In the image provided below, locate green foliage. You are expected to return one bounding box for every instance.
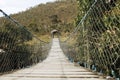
[61,0,120,77]
[0,18,49,73]
[0,0,78,73]
[10,0,78,38]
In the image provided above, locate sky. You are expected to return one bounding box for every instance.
[0,0,56,16]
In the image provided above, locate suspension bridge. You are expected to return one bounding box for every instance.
[0,0,120,80]
[0,38,105,80]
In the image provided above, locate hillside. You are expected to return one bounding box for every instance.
[9,0,78,41]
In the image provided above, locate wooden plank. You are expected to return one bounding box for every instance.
[0,38,105,80]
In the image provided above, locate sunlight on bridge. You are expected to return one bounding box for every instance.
[0,38,105,80]
[0,0,120,80]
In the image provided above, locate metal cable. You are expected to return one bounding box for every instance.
[60,0,120,78]
[0,10,51,74]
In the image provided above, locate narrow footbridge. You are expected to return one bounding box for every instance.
[0,0,120,79]
[0,38,105,80]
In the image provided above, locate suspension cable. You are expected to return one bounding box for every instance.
[0,9,48,43]
[63,0,98,42]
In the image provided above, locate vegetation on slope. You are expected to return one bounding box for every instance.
[62,0,120,77]
[10,0,78,41]
[0,0,78,73]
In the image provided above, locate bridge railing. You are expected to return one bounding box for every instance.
[0,10,51,74]
[60,0,120,79]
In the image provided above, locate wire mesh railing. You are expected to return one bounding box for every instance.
[60,0,120,79]
[0,10,51,74]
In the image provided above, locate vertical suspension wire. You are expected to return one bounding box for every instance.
[0,10,51,74]
[60,0,120,78]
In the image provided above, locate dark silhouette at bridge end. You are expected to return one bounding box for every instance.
[51,29,60,38]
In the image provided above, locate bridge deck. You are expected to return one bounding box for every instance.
[0,38,105,80]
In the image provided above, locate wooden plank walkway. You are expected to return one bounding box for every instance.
[0,38,105,80]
